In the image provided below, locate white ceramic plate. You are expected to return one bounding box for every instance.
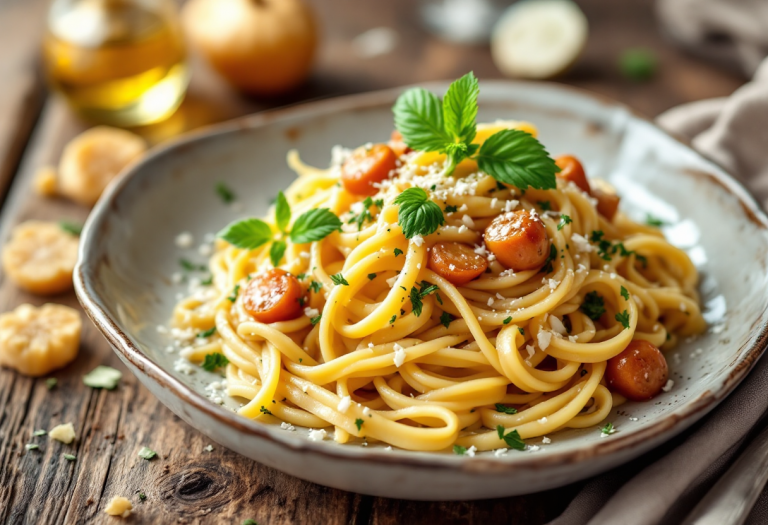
[75,81,768,500]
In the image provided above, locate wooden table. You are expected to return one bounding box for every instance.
[0,1,744,523]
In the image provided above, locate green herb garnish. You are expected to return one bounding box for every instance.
[59,221,83,236]
[355,418,364,432]
[138,446,157,460]
[503,317,512,325]
[557,215,572,230]
[218,192,341,262]
[601,422,615,435]
[198,327,217,338]
[216,182,236,204]
[615,310,630,329]
[227,285,240,303]
[620,286,629,300]
[453,445,467,455]
[83,366,122,390]
[444,205,458,214]
[538,201,551,211]
[260,406,273,416]
[180,259,206,272]
[393,72,558,189]
[394,248,403,257]
[45,378,57,390]
[330,273,349,286]
[496,425,526,450]
[646,214,666,227]
[495,404,518,415]
[367,273,377,280]
[63,453,76,461]
[439,311,453,329]
[394,187,445,239]
[201,353,229,372]
[310,315,322,326]
[580,291,605,321]
[619,48,657,81]
[309,280,322,293]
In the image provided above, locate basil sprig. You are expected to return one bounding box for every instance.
[218,191,341,266]
[393,71,558,188]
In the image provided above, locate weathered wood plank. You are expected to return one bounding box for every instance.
[0,0,48,205]
[0,0,747,524]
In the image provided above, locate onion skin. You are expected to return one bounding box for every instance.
[182,0,317,96]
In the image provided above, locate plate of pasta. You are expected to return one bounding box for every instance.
[75,75,768,500]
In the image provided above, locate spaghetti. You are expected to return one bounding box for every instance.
[171,118,705,453]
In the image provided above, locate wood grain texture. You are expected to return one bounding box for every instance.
[0,0,746,523]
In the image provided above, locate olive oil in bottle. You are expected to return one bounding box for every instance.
[43,0,189,127]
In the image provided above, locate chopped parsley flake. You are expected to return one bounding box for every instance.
[580,291,606,321]
[615,310,630,329]
[201,353,229,372]
[368,273,377,280]
[541,244,558,273]
[496,425,526,450]
[179,259,206,272]
[82,366,122,390]
[538,200,551,211]
[59,221,83,236]
[330,273,349,286]
[557,215,572,230]
[503,317,512,325]
[139,492,147,501]
[260,406,273,416]
[309,280,322,293]
[620,286,629,300]
[25,443,39,451]
[310,315,322,326]
[389,315,397,324]
[63,454,76,461]
[409,287,424,317]
[349,197,378,231]
[216,182,236,203]
[227,284,240,302]
[394,248,403,257]
[646,214,666,227]
[601,422,615,435]
[355,418,364,432]
[518,327,525,336]
[444,205,458,214]
[197,327,216,338]
[453,444,467,455]
[440,311,453,328]
[495,403,518,414]
[138,447,157,460]
[33,429,47,437]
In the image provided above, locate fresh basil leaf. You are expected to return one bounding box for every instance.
[218,218,273,250]
[270,240,286,267]
[443,71,479,144]
[290,208,341,244]
[476,129,558,190]
[275,191,291,233]
[393,87,452,152]
[394,187,445,239]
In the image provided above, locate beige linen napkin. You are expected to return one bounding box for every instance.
[657,0,768,76]
[547,56,768,525]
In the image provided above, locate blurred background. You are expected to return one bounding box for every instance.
[0,0,750,151]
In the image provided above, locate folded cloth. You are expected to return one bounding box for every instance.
[657,0,768,76]
[548,56,768,525]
